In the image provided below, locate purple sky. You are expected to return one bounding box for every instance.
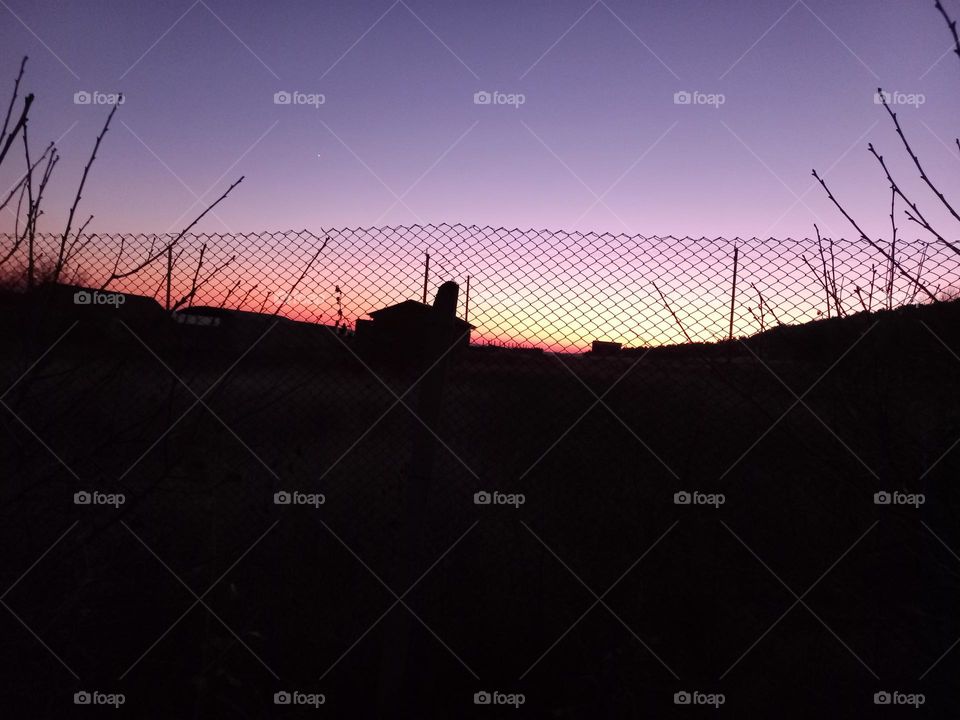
[2,0,959,240]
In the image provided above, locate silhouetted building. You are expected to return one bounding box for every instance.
[31,283,165,322]
[355,299,474,361]
[591,340,622,355]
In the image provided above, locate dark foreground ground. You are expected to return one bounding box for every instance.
[1,293,958,718]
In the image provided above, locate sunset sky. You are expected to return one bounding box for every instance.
[2,0,959,349]
[1,0,958,240]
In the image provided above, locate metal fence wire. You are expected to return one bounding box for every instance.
[4,226,958,348]
[1,226,959,715]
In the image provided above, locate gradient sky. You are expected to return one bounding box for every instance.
[2,0,959,242]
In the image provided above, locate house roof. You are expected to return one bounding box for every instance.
[367,300,475,329]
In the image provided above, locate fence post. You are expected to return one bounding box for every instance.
[728,244,739,341]
[165,245,172,311]
[376,281,460,712]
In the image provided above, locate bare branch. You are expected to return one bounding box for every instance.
[0,92,33,169]
[63,215,95,266]
[750,282,783,326]
[854,285,868,313]
[802,253,831,315]
[812,168,938,302]
[877,88,960,225]
[185,243,205,309]
[652,281,692,344]
[934,0,960,67]
[54,102,119,282]
[908,242,930,305]
[104,176,244,285]
[814,225,840,316]
[868,142,960,257]
[109,234,126,283]
[0,56,27,146]
[219,278,242,308]
[172,252,237,310]
[237,283,258,310]
[272,238,329,317]
[0,140,52,215]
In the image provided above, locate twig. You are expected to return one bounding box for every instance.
[907,243,930,305]
[110,235,126,284]
[273,238,328,317]
[237,283,258,310]
[54,102,119,281]
[0,56,27,147]
[877,88,960,226]
[750,282,782,326]
[63,215,95,266]
[21,123,35,288]
[802,254,830,316]
[0,93,32,170]
[219,279,242,308]
[934,0,960,67]
[652,281,692,344]
[814,226,843,317]
[812,169,938,302]
[184,243,205,309]
[814,227,834,316]
[103,176,244,285]
[854,286,868,313]
[753,283,765,332]
[868,142,960,257]
[829,236,841,316]
[172,252,236,310]
[0,140,52,215]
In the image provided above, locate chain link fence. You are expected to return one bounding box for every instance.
[6,228,960,346]
[2,226,959,715]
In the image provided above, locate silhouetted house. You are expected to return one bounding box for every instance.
[355,300,474,360]
[172,306,341,358]
[591,340,622,356]
[31,283,165,322]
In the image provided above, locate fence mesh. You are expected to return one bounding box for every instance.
[5,226,958,349]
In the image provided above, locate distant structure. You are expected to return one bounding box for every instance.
[591,340,622,356]
[356,299,474,359]
[30,283,163,322]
